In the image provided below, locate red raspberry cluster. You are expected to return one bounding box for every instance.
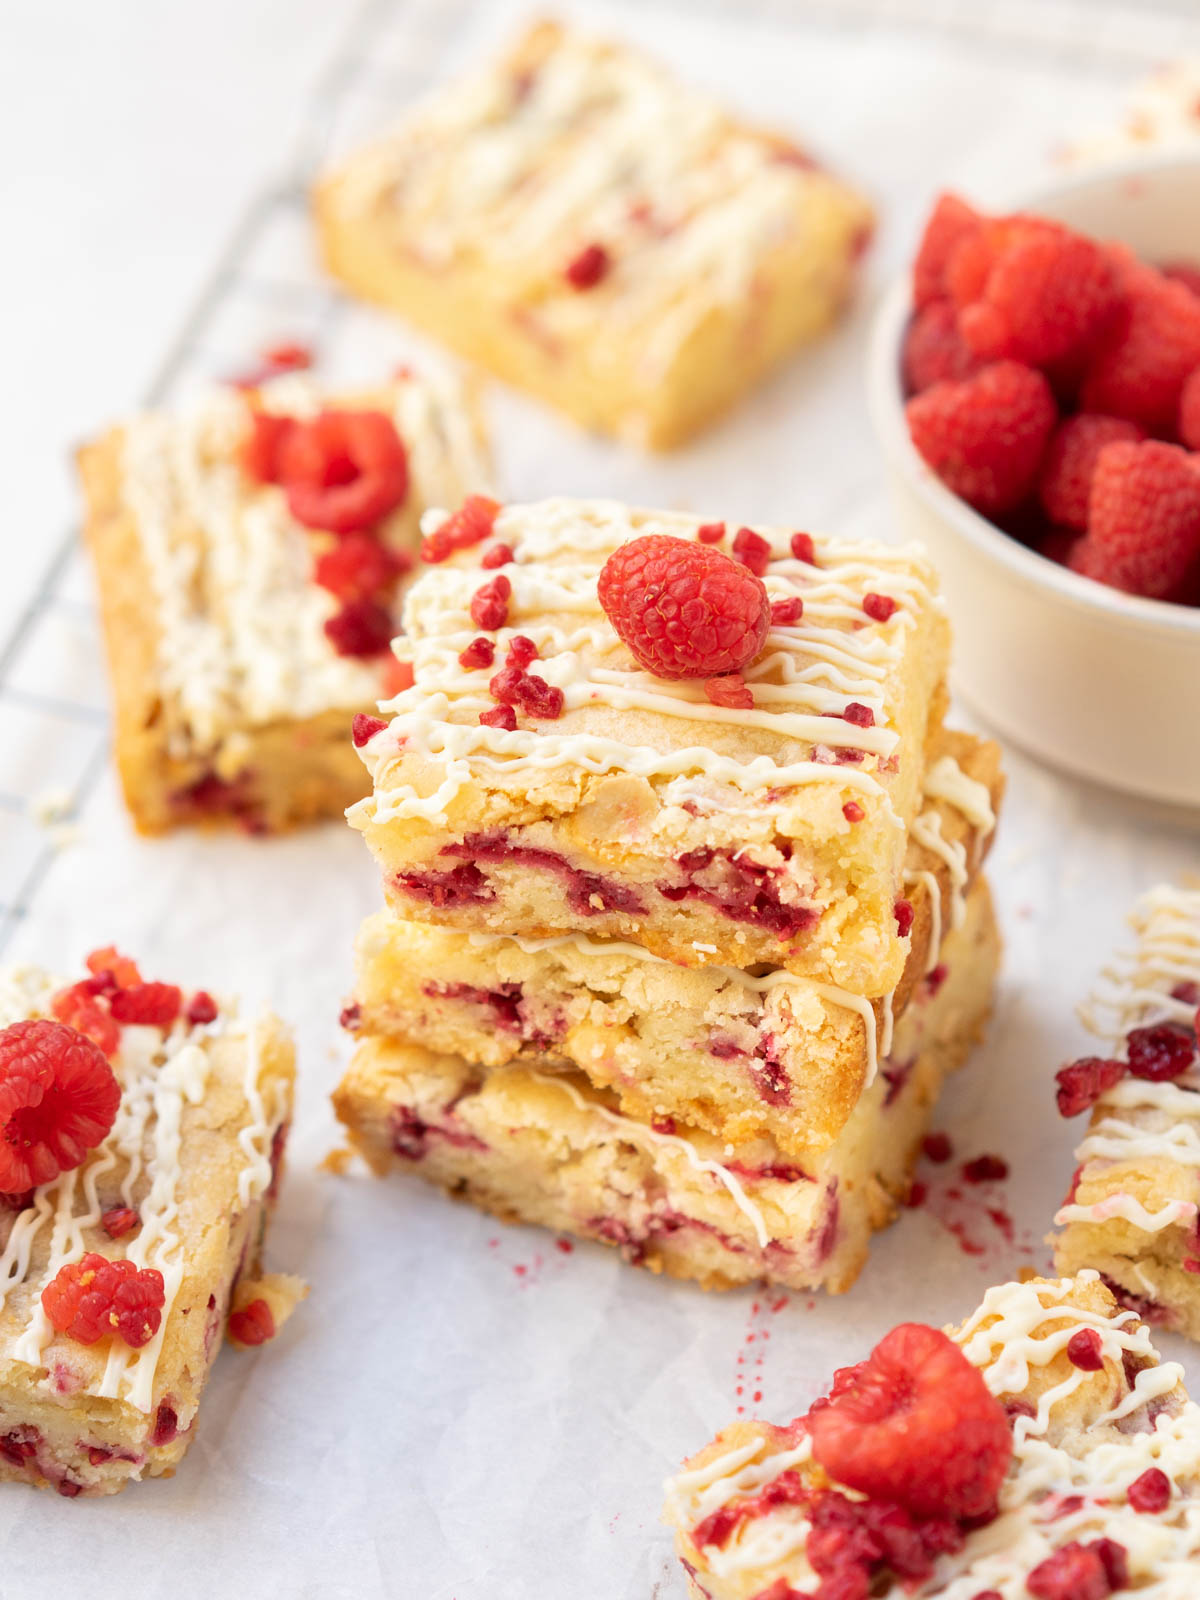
[905,193,1200,604]
[1055,1018,1197,1117]
[241,401,414,658]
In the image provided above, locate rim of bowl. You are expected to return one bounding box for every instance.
[867,150,1200,640]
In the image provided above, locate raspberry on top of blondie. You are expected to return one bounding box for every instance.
[665,1270,1199,1598]
[1054,884,1200,1340]
[350,497,950,995]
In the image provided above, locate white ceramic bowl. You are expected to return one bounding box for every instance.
[868,153,1200,810]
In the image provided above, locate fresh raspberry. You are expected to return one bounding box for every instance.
[380,657,414,696]
[842,802,864,823]
[241,411,296,485]
[41,1252,165,1349]
[731,527,772,577]
[109,983,182,1028]
[912,193,983,309]
[922,1132,953,1163]
[705,675,753,710]
[479,705,517,732]
[906,361,1057,517]
[1038,415,1145,532]
[962,1154,1008,1183]
[863,593,897,623]
[1081,263,1200,431]
[1026,1539,1124,1600]
[351,713,387,747]
[807,1322,1012,1519]
[597,536,770,680]
[50,986,120,1058]
[85,947,141,990]
[1180,367,1200,450]
[564,242,610,289]
[902,301,981,393]
[324,597,394,658]
[894,899,914,938]
[278,410,409,533]
[770,597,804,626]
[1127,1466,1171,1513]
[1080,438,1200,599]
[696,522,725,544]
[313,534,406,602]
[228,1298,276,1346]
[480,542,514,569]
[420,496,501,563]
[459,637,496,670]
[790,532,816,564]
[1126,1022,1196,1081]
[507,636,538,669]
[0,1021,120,1193]
[470,576,512,631]
[101,1207,139,1240]
[956,224,1124,368]
[1066,1328,1104,1371]
[1055,1056,1125,1117]
[1163,261,1200,298]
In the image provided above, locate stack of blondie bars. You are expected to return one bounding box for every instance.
[332,495,1005,1295]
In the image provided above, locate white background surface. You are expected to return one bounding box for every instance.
[3,2,1200,1597]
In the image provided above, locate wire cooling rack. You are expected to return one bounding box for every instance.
[3,0,1200,952]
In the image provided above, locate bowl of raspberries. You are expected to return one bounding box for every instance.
[868,154,1200,810]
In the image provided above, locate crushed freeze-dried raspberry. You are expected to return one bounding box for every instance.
[185,991,217,1027]
[352,713,387,747]
[42,1252,165,1348]
[324,597,394,658]
[902,299,982,393]
[278,409,408,533]
[841,702,874,727]
[1127,1467,1171,1514]
[770,597,804,626]
[696,522,725,544]
[228,1298,276,1347]
[85,947,140,989]
[1038,414,1144,533]
[1066,1327,1104,1371]
[894,899,914,937]
[507,636,538,669]
[241,411,296,485]
[51,985,120,1058]
[705,675,753,710]
[110,983,182,1028]
[790,532,816,564]
[842,801,864,823]
[731,527,772,577]
[313,533,406,602]
[597,536,770,680]
[1081,262,1200,432]
[0,1020,121,1193]
[101,1207,139,1240]
[1027,1537,1126,1600]
[807,1322,1011,1519]
[513,672,564,720]
[420,495,501,563]
[470,575,512,631]
[458,637,496,671]
[1126,1022,1196,1081]
[913,192,983,309]
[564,242,610,289]
[923,1132,953,1163]
[1079,439,1200,601]
[1055,1055,1125,1116]
[480,705,517,732]
[863,593,897,623]
[906,361,1057,517]
[480,542,513,569]
[962,1154,1008,1183]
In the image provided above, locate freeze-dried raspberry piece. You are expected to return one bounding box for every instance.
[479,705,516,731]
[110,982,182,1028]
[186,991,217,1027]
[864,593,897,622]
[597,536,770,680]
[705,675,753,710]
[514,673,564,720]
[101,1207,139,1240]
[228,1298,275,1347]
[1081,262,1200,431]
[324,598,394,658]
[1038,414,1145,532]
[42,1252,165,1349]
[902,300,981,393]
[1027,1538,1125,1600]
[1055,1056,1126,1117]
[731,527,772,577]
[842,801,864,823]
[1066,1328,1104,1371]
[352,713,387,748]
[50,985,120,1059]
[507,636,538,669]
[1126,1022,1196,1081]
[842,702,874,727]
[906,361,1057,517]
[470,576,512,631]
[1081,439,1200,600]
[807,1322,1011,1519]
[790,532,816,564]
[894,899,914,938]
[1179,367,1200,450]
[459,637,496,671]
[85,947,141,990]
[0,1020,121,1193]
[420,495,501,563]
[696,522,725,544]
[278,410,408,534]
[912,192,983,309]
[480,542,513,569]
[770,597,804,626]
[313,534,407,602]
[241,411,296,486]
[1127,1466,1171,1514]
[564,242,610,289]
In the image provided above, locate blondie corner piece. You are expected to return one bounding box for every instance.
[78,367,490,834]
[1053,884,1200,1340]
[333,878,997,1295]
[347,728,1001,1162]
[351,498,951,998]
[665,1269,1200,1598]
[0,951,303,1496]
[313,19,873,449]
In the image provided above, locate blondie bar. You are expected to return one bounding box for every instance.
[1053,883,1200,1340]
[314,20,873,449]
[347,729,1000,1160]
[79,367,490,832]
[333,878,996,1294]
[665,1270,1198,1598]
[0,950,302,1496]
[350,497,950,996]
